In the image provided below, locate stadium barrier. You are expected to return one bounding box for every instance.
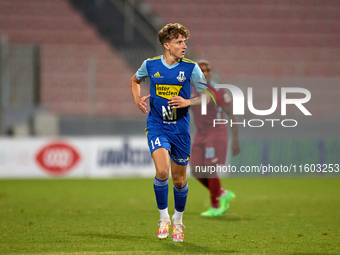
[0,137,338,179]
[0,137,153,179]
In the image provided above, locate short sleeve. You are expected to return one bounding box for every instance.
[135,60,149,82]
[190,63,207,93]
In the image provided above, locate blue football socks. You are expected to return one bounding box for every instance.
[153,177,169,210]
[173,182,188,212]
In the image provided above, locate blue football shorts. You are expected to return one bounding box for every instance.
[145,128,191,166]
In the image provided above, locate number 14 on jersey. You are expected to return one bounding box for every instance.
[151,137,162,149]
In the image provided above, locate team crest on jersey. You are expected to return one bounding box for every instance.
[177,71,186,82]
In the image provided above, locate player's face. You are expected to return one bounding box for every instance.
[168,34,187,60]
[198,63,212,82]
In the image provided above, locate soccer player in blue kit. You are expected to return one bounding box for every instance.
[130,23,207,242]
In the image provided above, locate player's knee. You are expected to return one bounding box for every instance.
[156,168,169,180]
[172,177,186,189]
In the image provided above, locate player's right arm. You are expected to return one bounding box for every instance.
[130,75,150,115]
[130,60,151,115]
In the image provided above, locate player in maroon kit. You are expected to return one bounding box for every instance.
[190,60,241,217]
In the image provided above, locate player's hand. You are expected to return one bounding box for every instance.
[168,95,190,109]
[231,138,241,156]
[135,94,151,115]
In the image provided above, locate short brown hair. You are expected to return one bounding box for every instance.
[197,59,210,66]
[158,23,190,46]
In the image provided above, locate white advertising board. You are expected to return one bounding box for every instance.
[0,137,154,179]
[89,136,154,178]
[0,138,89,178]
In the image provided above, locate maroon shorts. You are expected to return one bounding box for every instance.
[190,130,228,167]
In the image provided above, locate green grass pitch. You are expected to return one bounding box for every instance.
[0,178,339,254]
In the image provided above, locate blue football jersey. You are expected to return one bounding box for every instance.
[136,55,205,134]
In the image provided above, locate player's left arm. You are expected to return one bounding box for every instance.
[168,63,209,109]
[168,91,208,109]
[223,94,241,156]
[189,91,209,106]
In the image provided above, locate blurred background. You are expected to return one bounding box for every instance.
[0,0,339,178]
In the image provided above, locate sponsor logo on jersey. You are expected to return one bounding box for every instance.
[177,71,186,82]
[152,71,163,78]
[156,84,183,100]
[162,105,177,120]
